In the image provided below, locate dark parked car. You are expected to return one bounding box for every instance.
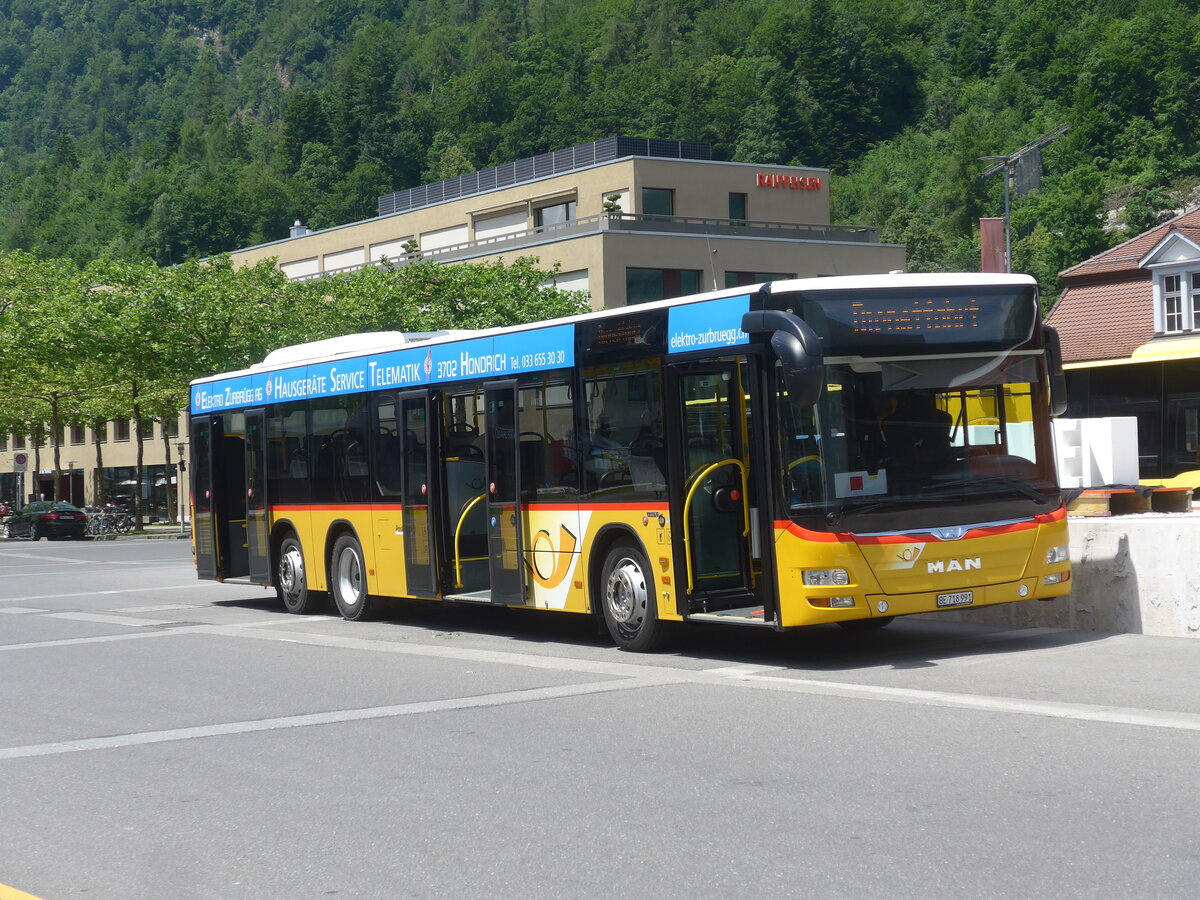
[2,501,89,541]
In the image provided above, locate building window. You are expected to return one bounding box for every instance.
[626,268,702,305]
[725,271,795,289]
[115,420,130,442]
[640,188,674,217]
[1190,273,1200,329]
[140,418,155,439]
[1164,274,1184,333]
[535,200,576,228]
[14,434,25,450]
[70,423,86,445]
[163,417,180,439]
[729,193,747,223]
[0,434,6,451]
[93,420,108,443]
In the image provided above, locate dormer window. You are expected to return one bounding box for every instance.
[1160,271,1200,334]
[1164,274,1183,332]
[1143,231,1200,335]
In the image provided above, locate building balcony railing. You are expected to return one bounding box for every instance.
[296,213,881,282]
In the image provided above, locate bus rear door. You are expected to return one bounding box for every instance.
[244,409,271,584]
[191,412,252,582]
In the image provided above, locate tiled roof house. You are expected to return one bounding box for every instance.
[1047,206,1200,363]
[1047,206,1200,483]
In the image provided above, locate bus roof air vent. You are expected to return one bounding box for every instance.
[254,332,412,369]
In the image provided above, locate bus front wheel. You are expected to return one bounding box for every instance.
[277,535,324,615]
[599,543,668,652]
[331,534,375,621]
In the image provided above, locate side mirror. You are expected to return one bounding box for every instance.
[741,310,824,407]
[1042,325,1068,417]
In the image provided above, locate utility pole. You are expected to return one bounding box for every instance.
[979,126,1069,273]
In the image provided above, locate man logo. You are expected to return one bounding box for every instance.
[927,557,981,573]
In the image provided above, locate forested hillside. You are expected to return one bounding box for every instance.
[2,0,1198,300]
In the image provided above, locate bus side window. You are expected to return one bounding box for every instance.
[581,366,663,498]
[372,394,403,499]
[519,380,576,500]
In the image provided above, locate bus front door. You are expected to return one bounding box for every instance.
[244,409,271,584]
[484,381,526,605]
[399,392,439,598]
[668,360,759,613]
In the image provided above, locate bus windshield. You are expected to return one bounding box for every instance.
[780,349,1060,531]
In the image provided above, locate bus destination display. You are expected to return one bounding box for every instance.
[848,296,981,334]
[789,285,1038,354]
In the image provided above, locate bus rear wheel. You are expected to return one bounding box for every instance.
[599,542,668,652]
[277,535,323,614]
[331,534,375,621]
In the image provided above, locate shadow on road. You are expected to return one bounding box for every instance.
[212,592,1112,674]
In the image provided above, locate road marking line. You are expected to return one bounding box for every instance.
[0,679,661,761]
[112,604,204,613]
[43,612,175,627]
[0,629,197,652]
[0,583,228,604]
[5,621,1200,747]
[724,672,1200,732]
[0,607,49,615]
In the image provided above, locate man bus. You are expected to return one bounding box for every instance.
[189,273,1072,650]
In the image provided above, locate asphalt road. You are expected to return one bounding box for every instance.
[1,537,1198,899]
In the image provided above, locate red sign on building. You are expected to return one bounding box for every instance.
[756,173,822,191]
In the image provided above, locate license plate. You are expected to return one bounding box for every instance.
[936,590,974,608]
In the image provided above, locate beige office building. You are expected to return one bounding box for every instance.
[0,138,903,516]
[230,137,905,305]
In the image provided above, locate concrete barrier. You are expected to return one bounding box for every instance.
[930,514,1200,638]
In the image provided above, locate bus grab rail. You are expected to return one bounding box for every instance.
[453,493,487,588]
[682,458,750,594]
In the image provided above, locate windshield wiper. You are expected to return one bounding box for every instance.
[824,495,953,525]
[929,475,1054,505]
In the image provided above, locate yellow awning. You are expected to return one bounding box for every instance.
[1064,336,1200,370]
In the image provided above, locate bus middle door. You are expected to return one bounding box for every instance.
[399,392,439,598]
[484,380,526,605]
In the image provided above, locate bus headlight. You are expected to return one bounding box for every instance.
[803,568,850,586]
[1046,545,1069,565]
[808,596,856,608]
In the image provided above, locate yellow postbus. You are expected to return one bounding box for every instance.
[189,273,1072,650]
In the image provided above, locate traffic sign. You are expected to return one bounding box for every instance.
[12,452,28,472]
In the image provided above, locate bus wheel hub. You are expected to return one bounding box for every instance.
[607,558,647,626]
[279,547,303,594]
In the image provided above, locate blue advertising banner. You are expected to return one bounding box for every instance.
[666,295,751,354]
[192,324,575,414]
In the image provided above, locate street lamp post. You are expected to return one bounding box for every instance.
[66,460,75,506]
[175,442,187,534]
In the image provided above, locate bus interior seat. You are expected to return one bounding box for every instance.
[446,424,483,460]
[629,435,666,490]
[520,434,548,489]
